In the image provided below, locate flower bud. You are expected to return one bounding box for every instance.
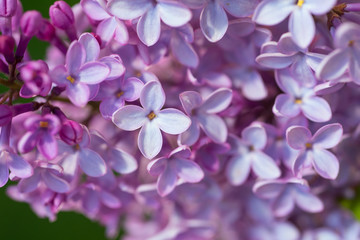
[0,0,17,17]
[36,19,55,42]
[60,120,84,145]
[49,1,74,30]
[0,105,12,126]
[0,35,15,63]
[20,10,42,37]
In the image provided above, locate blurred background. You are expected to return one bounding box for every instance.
[0,0,110,239]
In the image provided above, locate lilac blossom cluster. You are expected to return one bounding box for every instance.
[1,0,360,239]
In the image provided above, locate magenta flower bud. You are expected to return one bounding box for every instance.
[36,19,55,42]
[0,35,15,63]
[12,102,41,116]
[49,1,74,29]
[345,3,360,12]
[0,0,17,17]
[19,60,51,98]
[0,105,13,126]
[59,120,84,145]
[15,10,42,61]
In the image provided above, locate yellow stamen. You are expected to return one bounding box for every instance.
[66,75,75,84]
[116,91,124,98]
[39,121,48,128]
[295,98,302,104]
[74,144,80,150]
[147,111,156,120]
[297,0,304,7]
[349,40,354,47]
[305,143,312,149]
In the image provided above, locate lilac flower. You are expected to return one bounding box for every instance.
[252,0,336,48]
[147,146,204,196]
[256,32,325,87]
[286,123,343,179]
[112,81,191,159]
[226,125,281,186]
[253,178,324,217]
[96,77,144,120]
[183,0,259,42]
[58,125,107,177]
[178,88,232,146]
[316,22,360,84]
[19,60,52,98]
[18,162,70,194]
[273,68,332,122]
[194,138,229,172]
[81,0,129,47]
[18,114,61,160]
[0,123,33,187]
[51,38,110,107]
[108,0,192,46]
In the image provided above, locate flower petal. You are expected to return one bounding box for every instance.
[256,53,293,69]
[137,6,161,46]
[253,180,284,199]
[226,155,251,186]
[312,123,343,149]
[286,126,312,150]
[8,153,33,178]
[147,157,167,176]
[99,55,126,81]
[242,125,267,150]
[170,32,199,68]
[81,0,110,20]
[316,49,350,81]
[157,165,177,196]
[138,121,162,159]
[0,162,8,187]
[289,7,315,49]
[18,170,41,193]
[221,0,259,17]
[178,119,200,146]
[66,83,90,107]
[174,158,204,183]
[107,0,152,20]
[78,62,110,85]
[179,91,203,115]
[294,184,324,212]
[157,0,191,27]
[112,105,147,131]
[301,96,332,122]
[198,113,228,143]
[42,170,70,193]
[200,0,228,42]
[312,149,339,179]
[241,69,268,101]
[38,133,58,160]
[78,32,100,62]
[304,0,336,15]
[156,108,191,135]
[272,188,294,217]
[100,191,121,208]
[252,0,295,26]
[273,94,300,118]
[200,88,233,114]
[251,151,281,179]
[140,81,165,111]
[292,150,312,177]
[109,148,138,174]
[66,41,85,76]
[79,149,107,177]
[17,132,39,154]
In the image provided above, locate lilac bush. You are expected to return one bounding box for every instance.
[1,0,360,239]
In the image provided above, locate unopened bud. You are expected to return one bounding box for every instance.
[49,1,74,30]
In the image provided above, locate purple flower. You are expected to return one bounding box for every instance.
[226,125,281,186]
[194,138,229,172]
[51,39,110,107]
[19,60,52,98]
[178,88,232,146]
[18,162,70,194]
[256,32,325,87]
[253,178,324,217]
[107,0,192,46]
[183,0,259,42]
[316,22,360,84]
[97,77,144,120]
[112,81,191,159]
[253,0,336,48]
[18,114,61,160]
[286,123,343,179]
[58,125,107,177]
[147,146,204,196]
[81,0,129,47]
[273,68,332,122]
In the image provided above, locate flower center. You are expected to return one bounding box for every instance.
[39,121,49,128]
[74,144,80,150]
[66,75,75,84]
[348,40,355,47]
[147,111,156,120]
[294,98,302,104]
[305,142,312,149]
[297,0,304,7]
[116,91,124,98]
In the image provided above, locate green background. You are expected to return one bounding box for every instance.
[0,1,110,239]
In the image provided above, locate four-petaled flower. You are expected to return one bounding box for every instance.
[112,81,191,159]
